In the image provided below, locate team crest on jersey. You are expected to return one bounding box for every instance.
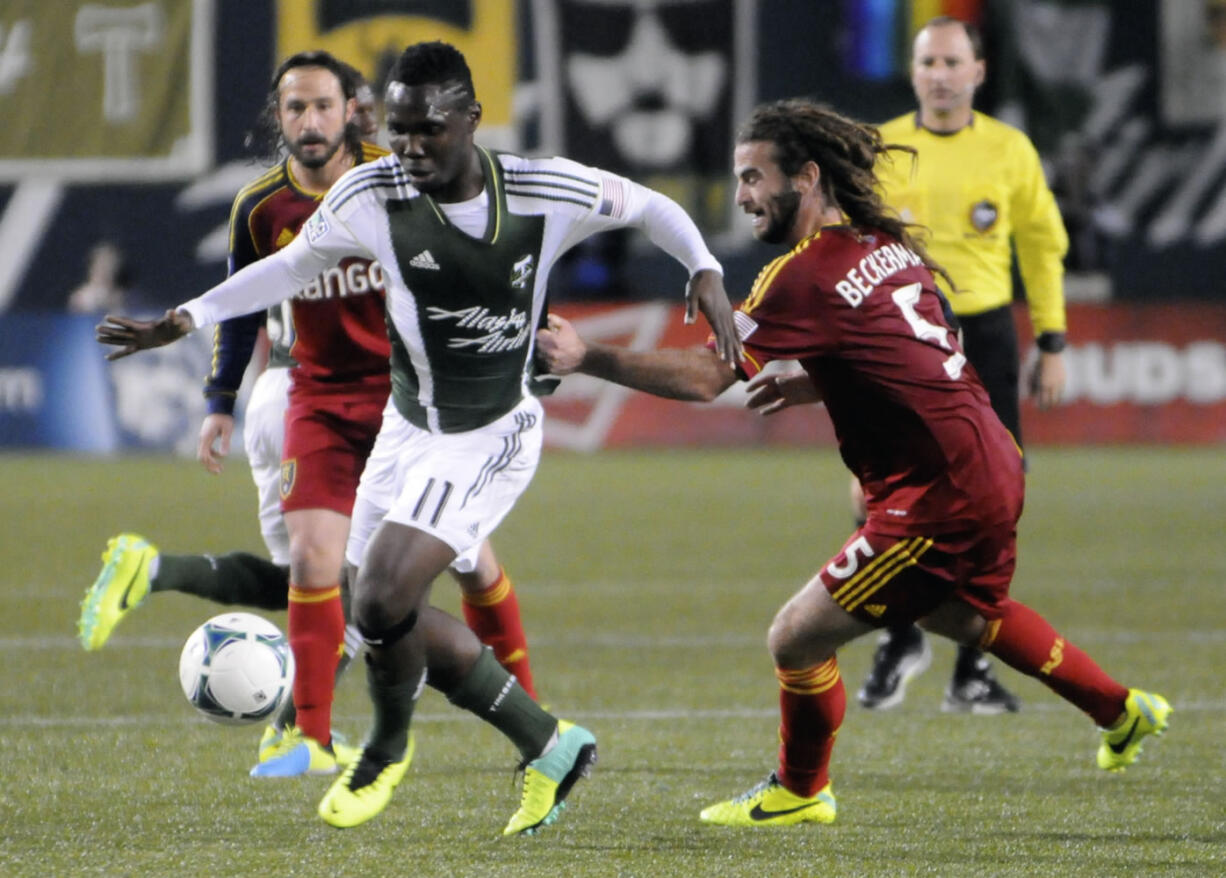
[510,254,535,289]
[969,200,998,233]
[280,460,296,499]
[304,211,330,243]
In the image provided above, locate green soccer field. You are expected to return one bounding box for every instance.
[2,447,1224,877]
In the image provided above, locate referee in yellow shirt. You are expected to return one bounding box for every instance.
[856,15,1069,715]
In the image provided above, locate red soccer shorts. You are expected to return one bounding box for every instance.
[818,519,1018,627]
[279,388,386,517]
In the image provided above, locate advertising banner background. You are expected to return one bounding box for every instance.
[541,302,1226,450]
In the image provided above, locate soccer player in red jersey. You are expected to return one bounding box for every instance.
[536,98,1172,826]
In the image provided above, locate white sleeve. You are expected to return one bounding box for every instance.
[594,170,723,278]
[179,203,367,329]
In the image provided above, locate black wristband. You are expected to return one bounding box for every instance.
[1036,331,1066,354]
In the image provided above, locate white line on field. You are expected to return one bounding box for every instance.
[1,700,1223,728]
[5,628,1226,651]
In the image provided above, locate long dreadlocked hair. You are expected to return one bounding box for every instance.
[244,50,364,165]
[736,99,953,290]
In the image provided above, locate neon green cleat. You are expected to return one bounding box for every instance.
[77,534,158,651]
[699,772,836,827]
[250,728,339,778]
[331,736,360,769]
[502,720,597,836]
[318,735,416,828]
[257,725,284,763]
[1097,689,1172,773]
[257,725,359,769]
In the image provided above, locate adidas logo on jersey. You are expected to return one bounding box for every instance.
[410,249,441,270]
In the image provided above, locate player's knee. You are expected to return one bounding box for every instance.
[288,537,344,586]
[767,606,807,666]
[355,600,418,649]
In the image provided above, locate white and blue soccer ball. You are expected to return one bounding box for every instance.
[178,612,294,725]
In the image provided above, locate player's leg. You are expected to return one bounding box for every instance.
[700,571,870,827]
[320,397,593,831]
[252,505,349,777]
[942,307,1022,714]
[848,477,932,710]
[452,539,539,699]
[702,526,939,827]
[419,606,593,836]
[78,370,294,651]
[255,392,379,777]
[920,598,1170,771]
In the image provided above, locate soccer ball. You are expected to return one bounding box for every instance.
[178,612,294,725]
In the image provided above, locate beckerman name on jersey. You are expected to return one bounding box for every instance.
[834,241,924,307]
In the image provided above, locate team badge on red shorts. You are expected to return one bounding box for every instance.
[280,459,296,500]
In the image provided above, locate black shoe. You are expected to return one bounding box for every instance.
[857,626,932,710]
[942,655,1021,714]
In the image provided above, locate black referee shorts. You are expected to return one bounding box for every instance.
[958,305,1022,447]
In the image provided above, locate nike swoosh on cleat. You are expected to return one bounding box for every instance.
[117,576,142,611]
[1108,717,1140,754]
[749,801,819,821]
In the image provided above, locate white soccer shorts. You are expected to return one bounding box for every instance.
[346,395,544,571]
[242,367,292,566]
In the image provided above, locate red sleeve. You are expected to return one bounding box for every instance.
[735,245,837,376]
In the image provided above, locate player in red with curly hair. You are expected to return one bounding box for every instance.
[536,98,1171,827]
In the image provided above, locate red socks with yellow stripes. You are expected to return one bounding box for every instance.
[981,598,1128,727]
[287,584,345,746]
[776,658,845,797]
[461,568,537,700]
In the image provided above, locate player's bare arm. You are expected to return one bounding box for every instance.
[744,370,823,415]
[686,268,743,363]
[96,309,195,360]
[537,313,737,402]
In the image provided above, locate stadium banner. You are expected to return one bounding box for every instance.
[275,0,517,145]
[5,304,1224,454]
[540,302,1226,450]
[532,0,757,233]
[0,0,214,181]
[0,312,249,455]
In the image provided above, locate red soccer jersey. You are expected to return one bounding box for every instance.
[736,225,1024,536]
[225,143,391,394]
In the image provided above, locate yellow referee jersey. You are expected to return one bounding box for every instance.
[876,111,1068,336]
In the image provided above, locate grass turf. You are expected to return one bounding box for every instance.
[2,447,1223,876]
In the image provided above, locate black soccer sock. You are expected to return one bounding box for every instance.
[150,553,289,609]
[364,660,422,762]
[954,644,986,676]
[446,647,557,762]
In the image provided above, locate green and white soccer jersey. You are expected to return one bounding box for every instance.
[311,147,714,433]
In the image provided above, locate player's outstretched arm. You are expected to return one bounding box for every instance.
[685,269,743,364]
[537,314,737,402]
[95,309,194,360]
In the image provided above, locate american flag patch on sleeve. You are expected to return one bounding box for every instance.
[597,173,629,219]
